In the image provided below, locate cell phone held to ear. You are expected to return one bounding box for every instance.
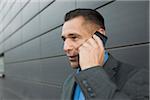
[94,31,108,46]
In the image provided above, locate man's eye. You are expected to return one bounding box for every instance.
[71,37,77,40]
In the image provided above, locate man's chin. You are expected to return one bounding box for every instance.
[70,62,79,69]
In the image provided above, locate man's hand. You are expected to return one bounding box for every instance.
[79,34,105,70]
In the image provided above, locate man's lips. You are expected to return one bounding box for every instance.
[68,55,78,61]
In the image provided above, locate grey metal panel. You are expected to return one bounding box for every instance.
[5,60,42,81]
[1,1,8,18]
[39,0,54,10]
[0,0,6,11]
[1,0,16,29]
[108,44,149,68]
[22,0,40,24]
[41,56,74,85]
[4,37,12,51]
[97,1,149,48]
[11,0,22,16]
[41,27,64,58]
[22,37,41,61]
[0,13,3,23]
[1,88,22,100]
[2,0,24,30]
[40,0,76,34]
[4,0,15,14]
[0,10,5,31]
[3,77,25,99]
[0,0,14,28]
[20,0,30,7]
[5,63,22,76]
[0,33,2,43]
[0,22,3,33]
[3,22,12,40]
[5,37,40,63]
[22,15,40,42]
[10,28,22,49]
[0,43,4,54]
[25,84,61,100]
[21,60,42,81]
[4,44,24,63]
[10,12,22,35]
[4,77,62,100]
[2,13,13,33]
[1,43,4,53]
[4,56,73,99]
[76,0,112,9]
[0,84,4,100]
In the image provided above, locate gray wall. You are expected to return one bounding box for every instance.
[0,0,149,100]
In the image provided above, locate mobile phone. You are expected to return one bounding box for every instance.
[94,31,108,46]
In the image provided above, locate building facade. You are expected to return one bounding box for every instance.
[0,0,149,99]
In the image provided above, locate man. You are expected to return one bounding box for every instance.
[61,9,148,100]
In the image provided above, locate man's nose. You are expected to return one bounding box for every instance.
[63,39,73,52]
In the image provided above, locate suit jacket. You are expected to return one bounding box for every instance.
[61,54,149,100]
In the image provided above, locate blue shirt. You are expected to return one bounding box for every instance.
[74,52,109,100]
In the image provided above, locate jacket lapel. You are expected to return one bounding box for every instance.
[65,74,76,100]
[103,53,120,81]
[63,54,120,100]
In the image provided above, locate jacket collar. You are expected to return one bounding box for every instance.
[65,53,120,100]
[63,74,76,100]
[103,53,120,81]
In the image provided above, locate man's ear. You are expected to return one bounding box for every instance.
[97,28,106,36]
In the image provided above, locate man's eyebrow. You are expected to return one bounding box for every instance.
[68,33,80,37]
[61,33,80,38]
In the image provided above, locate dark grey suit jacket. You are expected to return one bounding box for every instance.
[61,54,149,100]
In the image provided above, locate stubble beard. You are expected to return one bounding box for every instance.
[70,54,80,69]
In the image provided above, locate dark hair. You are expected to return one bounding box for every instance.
[64,8,105,30]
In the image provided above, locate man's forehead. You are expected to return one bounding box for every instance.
[62,19,83,35]
[61,16,93,37]
[61,28,79,36]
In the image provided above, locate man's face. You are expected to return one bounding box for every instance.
[61,16,93,69]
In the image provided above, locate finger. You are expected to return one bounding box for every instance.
[82,41,91,49]
[78,39,92,50]
[78,41,88,51]
[77,39,88,50]
[86,38,98,48]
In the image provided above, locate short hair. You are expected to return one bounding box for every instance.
[64,8,105,30]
